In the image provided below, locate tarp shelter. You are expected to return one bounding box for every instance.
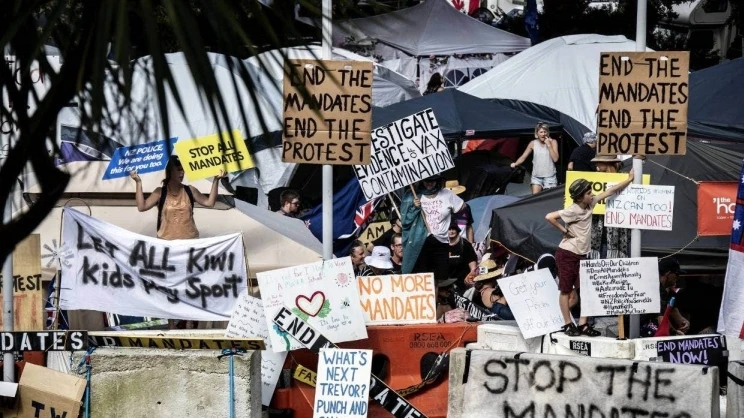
[459,34,653,142]
[490,141,742,271]
[688,57,744,141]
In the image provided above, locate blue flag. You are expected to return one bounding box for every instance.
[301,179,381,258]
[524,0,540,46]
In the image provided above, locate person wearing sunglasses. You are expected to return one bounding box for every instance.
[511,122,559,194]
[276,190,301,218]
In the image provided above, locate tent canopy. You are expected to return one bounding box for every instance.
[372,89,561,140]
[688,57,744,141]
[490,140,742,271]
[339,0,530,56]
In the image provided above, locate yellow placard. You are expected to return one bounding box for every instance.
[564,171,651,214]
[293,364,317,387]
[175,130,255,181]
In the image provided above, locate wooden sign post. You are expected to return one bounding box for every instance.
[0,234,43,330]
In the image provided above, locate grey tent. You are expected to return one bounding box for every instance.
[688,57,744,142]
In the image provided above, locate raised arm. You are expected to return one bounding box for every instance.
[190,169,227,208]
[596,169,634,203]
[546,137,559,163]
[510,142,534,168]
[130,171,161,212]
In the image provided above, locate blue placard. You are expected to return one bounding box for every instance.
[102,138,177,180]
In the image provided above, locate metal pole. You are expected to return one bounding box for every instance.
[321,0,333,260]
[629,0,647,339]
[3,196,15,382]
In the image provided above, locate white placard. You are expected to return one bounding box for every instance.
[314,348,372,418]
[499,269,564,339]
[225,292,287,406]
[580,257,661,317]
[357,273,436,325]
[257,258,368,352]
[605,184,675,231]
[60,208,247,320]
[353,109,454,201]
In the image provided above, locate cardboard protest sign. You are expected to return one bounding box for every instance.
[102,137,177,180]
[0,235,43,330]
[225,291,287,406]
[0,363,87,418]
[257,258,368,352]
[282,59,373,165]
[597,51,689,155]
[314,349,372,418]
[357,273,436,325]
[499,269,564,339]
[697,181,737,236]
[605,184,675,231]
[359,221,390,247]
[353,109,453,201]
[579,257,661,317]
[174,130,254,181]
[0,331,87,352]
[564,171,650,215]
[60,208,248,320]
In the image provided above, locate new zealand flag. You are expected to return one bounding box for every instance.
[718,160,744,337]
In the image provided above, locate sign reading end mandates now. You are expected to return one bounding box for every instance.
[282,59,374,165]
[597,51,689,156]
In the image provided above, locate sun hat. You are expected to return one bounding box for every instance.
[444,180,466,195]
[365,246,393,270]
[591,155,621,163]
[583,132,597,144]
[473,259,504,282]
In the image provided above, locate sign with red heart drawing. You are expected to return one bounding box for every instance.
[257,257,368,352]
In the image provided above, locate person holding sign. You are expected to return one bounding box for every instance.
[510,123,559,194]
[130,156,226,240]
[472,259,513,320]
[589,154,630,259]
[545,170,634,336]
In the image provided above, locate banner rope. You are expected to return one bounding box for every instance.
[490,239,536,264]
[646,159,701,185]
[657,233,701,260]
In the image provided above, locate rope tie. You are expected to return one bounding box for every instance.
[218,348,247,418]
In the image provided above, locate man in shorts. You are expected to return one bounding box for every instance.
[545,169,634,336]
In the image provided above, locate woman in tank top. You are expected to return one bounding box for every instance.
[510,122,559,194]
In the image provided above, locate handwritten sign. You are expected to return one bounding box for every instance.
[453,293,497,322]
[0,331,87,352]
[60,208,248,320]
[357,273,436,325]
[353,109,453,201]
[605,184,675,230]
[225,291,288,406]
[0,234,43,330]
[174,130,254,181]
[656,335,727,366]
[314,349,372,418]
[597,51,689,155]
[257,258,368,353]
[282,59,373,165]
[579,257,661,317]
[359,221,389,246]
[564,171,651,214]
[102,138,177,180]
[294,364,318,387]
[499,269,564,339]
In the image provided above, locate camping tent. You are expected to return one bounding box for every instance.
[459,34,652,142]
[688,57,744,142]
[490,140,742,271]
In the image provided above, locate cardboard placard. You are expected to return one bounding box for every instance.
[282,59,373,165]
[0,235,43,331]
[605,184,675,231]
[102,137,177,180]
[353,109,453,201]
[499,269,564,339]
[697,182,737,236]
[0,363,86,418]
[174,130,254,181]
[359,221,390,246]
[597,51,689,155]
[0,331,87,352]
[314,349,372,418]
[579,257,661,317]
[564,171,650,215]
[225,291,287,406]
[357,273,436,325]
[88,334,265,350]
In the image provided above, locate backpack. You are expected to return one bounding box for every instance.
[157,184,195,232]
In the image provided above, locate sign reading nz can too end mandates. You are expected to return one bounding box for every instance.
[282,59,374,165]
[597,51,689,156]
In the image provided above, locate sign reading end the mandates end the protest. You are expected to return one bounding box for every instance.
[282,59,374,165]
[353,109,454,201]
[174,130,254,182]
[597,51,689,156]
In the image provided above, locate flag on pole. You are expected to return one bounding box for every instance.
[717,160,744,337]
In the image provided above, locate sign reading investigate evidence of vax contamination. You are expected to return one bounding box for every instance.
[354,109,454,201]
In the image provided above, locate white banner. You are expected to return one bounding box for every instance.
[580,257,661,317]
[357,273,436,325]
[353,109,453,201]
[500,269,564,339]
[60,208,247,320]
[605,184,675,231]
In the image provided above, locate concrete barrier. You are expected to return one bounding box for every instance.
[448,348,721,418]
[543,333,635,359]
[729,361,744,418]
[477,323,542,353]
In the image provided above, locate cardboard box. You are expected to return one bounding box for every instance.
[0,363,86,418]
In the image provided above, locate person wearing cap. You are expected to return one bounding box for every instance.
[545,170,634,337]
[472,259,513,320]
[445,180,475,242]
[640,258,689,337]
[362,246,394,276]
[372,211,402,249]
[588,154,630,259]
[448,220,478,293]
[401,173,464,283]
[567,132,597,172]
[510,122,559,194]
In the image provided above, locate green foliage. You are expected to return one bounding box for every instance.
[292,307,310,322]
[318,299,332,318]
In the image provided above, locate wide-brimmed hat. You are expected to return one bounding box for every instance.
[583,132,597,144]
[474,259,503,282]
[591,154,621,163]
[365,246,393,270]
[437,278,458,288]
[445,180,466,195]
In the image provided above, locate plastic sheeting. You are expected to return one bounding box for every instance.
[688,57,744,141]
